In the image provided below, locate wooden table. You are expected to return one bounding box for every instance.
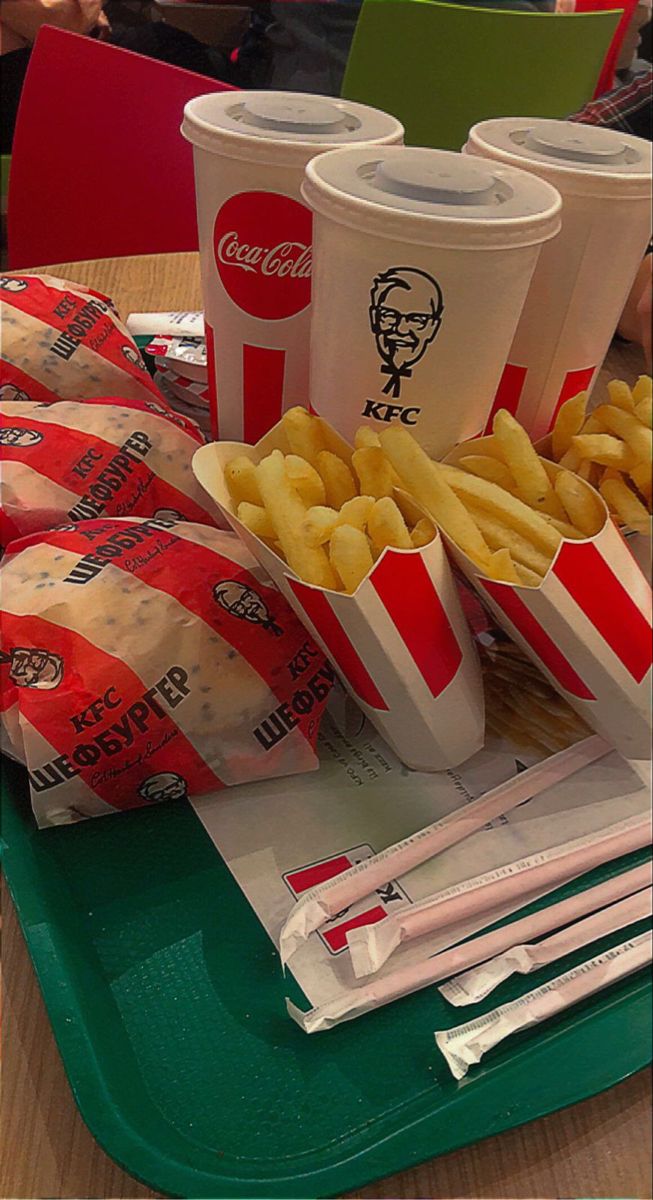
[2,253,651,1200]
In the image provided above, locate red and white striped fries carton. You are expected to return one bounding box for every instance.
[0,519,334,827]
[1,396,221,540]
[193,417,485,772]
[444,436,652,760]
[0,274,164,407]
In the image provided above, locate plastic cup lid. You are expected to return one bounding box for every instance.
[465,118,652,197]
[181,92,404,166]
[302,146,562,250]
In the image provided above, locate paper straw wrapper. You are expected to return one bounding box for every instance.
[347,811,652,976]
[278,735,609,964]
[435,930,653,1079]
[193,416,484,773]
[439,884,652,1006]
[444,436,652,761]
[287,816,651,1032]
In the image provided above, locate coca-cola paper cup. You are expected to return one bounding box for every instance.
[302,146,561,459]
[443,436,652,760]
[192,417,485,772]
[181,93,403,443]
[464,119,652,438]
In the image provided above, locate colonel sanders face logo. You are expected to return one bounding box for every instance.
[138,772,188,804]
[153,508,185,523]
[0,383,31,403]
[0,277,28,293]
[369,267,443,398]
[0,427,43,447]
[122,344,147,371]
[2,647,64,689]
[213,580,283,636]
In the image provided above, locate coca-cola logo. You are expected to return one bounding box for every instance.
[214,191,312,321]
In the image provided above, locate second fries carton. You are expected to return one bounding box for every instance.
[193,419,484,772]
[445,437,652,760]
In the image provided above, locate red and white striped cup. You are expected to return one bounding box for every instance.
[181,93,403,444]
[464,118,652,439]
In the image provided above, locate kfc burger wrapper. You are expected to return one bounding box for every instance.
[442,436,652,760]
[193,418,485,773]
[1,396,221,541]
[0,273,164,406]
[0,518,334,827]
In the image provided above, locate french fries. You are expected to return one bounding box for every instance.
[549,377,652,534]
[225,377,650,597]
[224,414,419,593]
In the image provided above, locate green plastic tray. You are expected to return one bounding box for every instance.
[2,755,651,1199]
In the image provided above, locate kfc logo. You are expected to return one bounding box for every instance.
[214,191,312,320]
[0,277,28,292]
[138,772,188,804]
[0,427,43,447]
[1,647,64,689]
[153,508,185,523]
[370,268,443,398]
[213,580,283,636]
[0,384,31,403]
[122,345,147,371]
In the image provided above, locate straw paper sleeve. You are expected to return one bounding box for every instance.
[435,931,653,1079]
[193,418,484,773]
[1,274,164,406]
[443,438,652,760]
[346,810,652,976]
[278,735,609,964]
[439,885,652,1005]
[0,518,333,826]
[1,397,221,540]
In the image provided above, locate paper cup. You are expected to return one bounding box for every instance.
[464,118,653,438]
[181,93,403,444]
[302,146,561,459]
[192,417,485,771]
[444,436,652,760]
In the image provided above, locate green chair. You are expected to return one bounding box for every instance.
[342,0,621,150]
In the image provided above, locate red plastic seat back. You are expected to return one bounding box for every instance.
[574,0,639,96]
[8,26,236,268]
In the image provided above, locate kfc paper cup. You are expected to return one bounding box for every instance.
[464,119,653,439]
[181,93,403,443]
[302,146,561,459]
[192,418,485,771]
[443,436,652,760]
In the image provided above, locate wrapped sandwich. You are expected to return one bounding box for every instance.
[1,273,164,406]
[1,518,334,826]
[1,396,221,540]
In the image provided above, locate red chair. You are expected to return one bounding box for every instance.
[7,25,236,268]
[574,0,639,96]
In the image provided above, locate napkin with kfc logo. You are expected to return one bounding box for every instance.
[0,273,164,406]
[0,518,334,827]
[1,395,220,541]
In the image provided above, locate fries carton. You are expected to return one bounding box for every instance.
[443,436,652,760]
[193,419,484,772]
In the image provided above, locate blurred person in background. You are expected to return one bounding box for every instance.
[0,0,235,153]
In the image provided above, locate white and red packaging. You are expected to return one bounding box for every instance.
[0,518,334,827]
[181,92,403,443]
[146,335,208,383]
[0,274,165,407]
[193,416,485,772]
[464,119,653,438]
[0,396,220,541]
[153,367,212,440]
[444,436,652,760]
[302,146,561,459]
